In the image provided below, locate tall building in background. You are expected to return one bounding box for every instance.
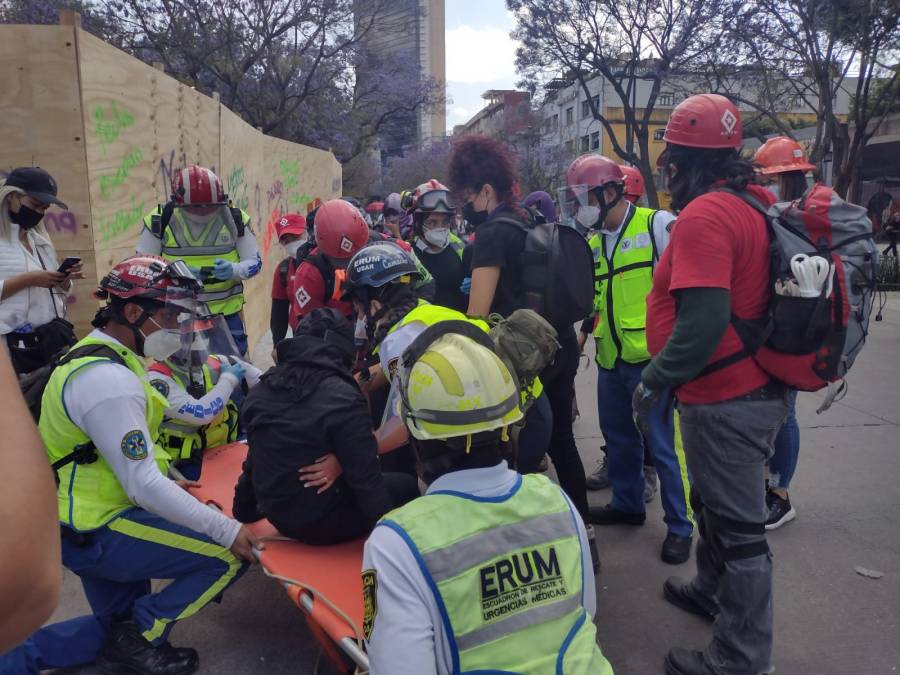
[356,0,446,158]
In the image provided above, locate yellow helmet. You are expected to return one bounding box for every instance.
[399,322,523,441]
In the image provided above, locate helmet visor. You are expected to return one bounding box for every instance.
[169,305,241,368]
[557,185,595,228]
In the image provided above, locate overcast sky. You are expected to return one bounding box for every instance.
[445,0,520,132]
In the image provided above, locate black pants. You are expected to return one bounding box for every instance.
[272,472,420,546]
[525,324,590,519]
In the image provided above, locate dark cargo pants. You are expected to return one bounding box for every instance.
[678,389,790,675]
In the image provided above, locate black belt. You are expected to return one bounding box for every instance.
[729,382,786,402]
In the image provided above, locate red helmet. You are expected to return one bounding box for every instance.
[620,166,645,202]
[171,165,225,205]
[406,179,454,214]
[96,255,200,301]
[753,137,816,175]
[663,94,742,149]
[565,154,624,188]
[314,198,370,259]
[275,213,307,240]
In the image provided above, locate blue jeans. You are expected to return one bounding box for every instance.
[597,360,693,537]
[768,390,799,489]
[0,509,247,674]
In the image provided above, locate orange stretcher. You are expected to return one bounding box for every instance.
[184,442,369,674]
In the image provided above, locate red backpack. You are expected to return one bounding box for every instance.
[704,185,878,394]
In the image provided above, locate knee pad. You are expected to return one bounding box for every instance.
[704,510,770,573]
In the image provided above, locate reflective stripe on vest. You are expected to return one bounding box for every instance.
[388,301,543,400]
[144,207,246,315]
[589,206,656,370]
[40,336,170,531]
[149,357,237,461]
[381,473,612,674]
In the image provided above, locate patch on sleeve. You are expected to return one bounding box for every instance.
[121,430,149,461]
[295,285,311,308]
[387,357,399,381]
[149,379,170,398]
[362,568,378,641]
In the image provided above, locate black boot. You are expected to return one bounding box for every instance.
[663,577,719,622]
[661,533,693,565]
[588,504,646,526]
[96,621,199,675]
[664,648,718,675]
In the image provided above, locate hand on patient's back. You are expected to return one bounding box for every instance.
[298,454,344,494]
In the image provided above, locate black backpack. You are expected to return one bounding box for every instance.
[490,209,595,327]
[277,241,316,291]
[19,344,128,479]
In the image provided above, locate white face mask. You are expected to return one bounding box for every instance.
[141,317,184,361]
[284,236,308,257]
[576,205,601,230]
[423,227,450,249]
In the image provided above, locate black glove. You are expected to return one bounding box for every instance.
[632,381,663,436]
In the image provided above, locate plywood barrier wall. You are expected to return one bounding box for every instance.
[0,22,341,353]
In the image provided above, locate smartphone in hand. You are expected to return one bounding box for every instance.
[57,257,82,274]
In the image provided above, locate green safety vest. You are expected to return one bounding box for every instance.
[587,207,659,370]
[40,336,170,531]
[389,300,543,399]
[380,473,613,674]
[148,356,240,462]
[143,206,248,316]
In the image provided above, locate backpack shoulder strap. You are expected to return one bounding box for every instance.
[277,257,292,291]
[49,345,129,476]
[306,253,336,301]
[714,187,770,217]
[230,207,246,237]
[150,202,176,240]
[486,215,533,233]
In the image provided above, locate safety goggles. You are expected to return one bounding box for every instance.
[417,189,456,213]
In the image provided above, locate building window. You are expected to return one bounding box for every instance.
[653,128,666,141]
[657,91,675,107]
[552,114,559,129]
[580,135,590,152]
[581,96,600,119]
[566,107,574,125]
[591,131,600,150]
[565,139,575,153]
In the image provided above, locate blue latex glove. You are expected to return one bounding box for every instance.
[211,259,235,281]
[221,360,246,382]
[460,277,472,295]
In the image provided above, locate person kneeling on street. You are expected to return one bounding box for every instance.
[233,307,419,544]
[148,311,261,480]
[363,322,614,675]
[0,255,257,675]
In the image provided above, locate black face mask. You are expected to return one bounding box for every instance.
[12,204,45,230]
[463,200,488,228]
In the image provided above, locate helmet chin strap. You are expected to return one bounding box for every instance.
[595,185,623,229]
[125,309,154,357]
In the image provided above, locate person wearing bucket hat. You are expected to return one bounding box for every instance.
[362,323,614,675]
[641,94,791,675]
[1,167,83,375]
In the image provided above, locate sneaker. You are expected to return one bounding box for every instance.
[585,524,601,575]
[586,453,609,490]
[643,465,658,503]
[96,621,199,675]
[765,490,796,530]
[588,504,646,526]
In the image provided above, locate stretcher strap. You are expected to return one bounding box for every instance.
[256,535,367,671]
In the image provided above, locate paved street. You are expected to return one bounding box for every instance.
[47,295,900,675]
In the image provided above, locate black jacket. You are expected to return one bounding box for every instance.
[233,334,392,534]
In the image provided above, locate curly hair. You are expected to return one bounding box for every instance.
[446,135,519,205]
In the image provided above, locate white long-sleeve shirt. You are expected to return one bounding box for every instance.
[135,215,262,281]
[63,330,241,547]
[363,462,597,675]
[148,358,261,425]
[0,223,67,335]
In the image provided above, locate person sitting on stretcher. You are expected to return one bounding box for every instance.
[233,308,419,544]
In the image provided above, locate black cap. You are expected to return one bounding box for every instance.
[4,167,68,210]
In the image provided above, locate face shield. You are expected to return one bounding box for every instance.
[557,184,600,235]
[169,306,241,370]
[172,201,233,229]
